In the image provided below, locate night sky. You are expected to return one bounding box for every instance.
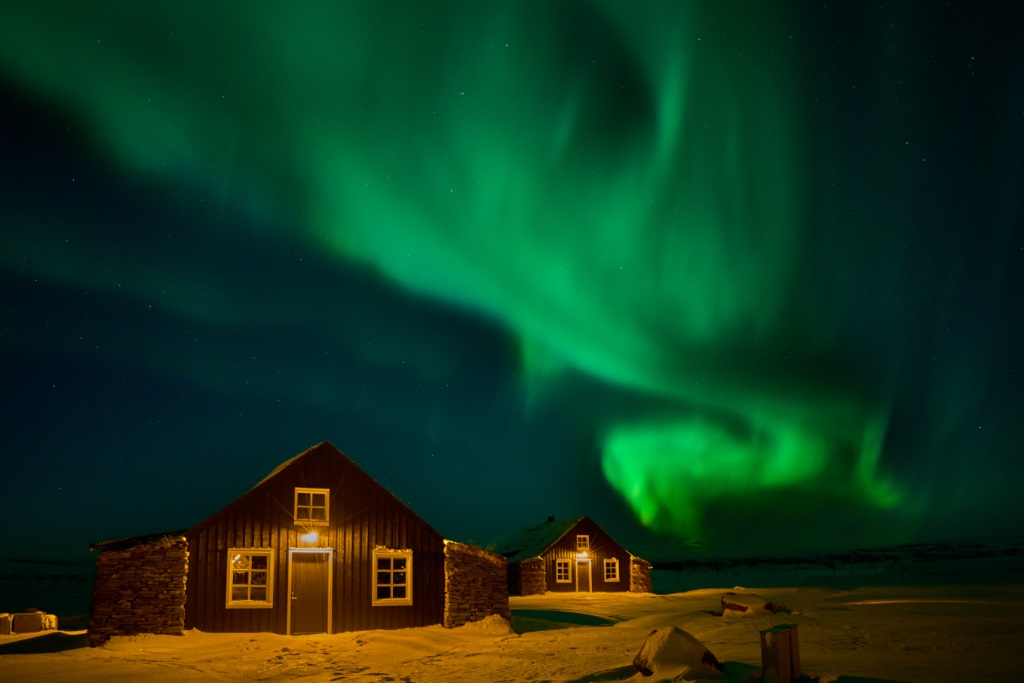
[2,1,1022,562]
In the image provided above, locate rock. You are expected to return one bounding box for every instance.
[633,626,724,681]
[721,592,775,616]
[0,613,11,635]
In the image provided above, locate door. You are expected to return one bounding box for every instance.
[288,549,332,634]
[575,559,592,592]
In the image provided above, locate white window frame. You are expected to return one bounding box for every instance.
[294,487,330,526]
[576,534,590,551]
[555,559,572,583]
[372,548,413,606]
[226,548,274,608]
[604,557,620,582]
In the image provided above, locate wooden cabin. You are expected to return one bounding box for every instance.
[496,516,652,595]
[88,442,508,644]
[185,441,447,634]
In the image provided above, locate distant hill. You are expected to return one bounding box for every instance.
[649,537,1024,593]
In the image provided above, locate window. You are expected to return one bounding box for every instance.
[576,535,590,551]
[555,559,571,583]
[294,488,329,526]
[604,558,620,582]
[227,549,274,608]
[373,549,413,605]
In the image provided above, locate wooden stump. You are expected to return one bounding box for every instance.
[760,624,801,682]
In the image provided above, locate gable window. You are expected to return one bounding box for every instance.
[576,535,590,551]
[227,549,274,608]
[555,559,572,583]
[604,558,620,582]
[373,549,413,605]
[294,488,329,526]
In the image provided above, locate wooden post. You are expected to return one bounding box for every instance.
[760,624,801,682]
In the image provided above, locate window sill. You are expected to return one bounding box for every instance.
[226,602,274,609]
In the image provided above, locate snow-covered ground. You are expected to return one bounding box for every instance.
[2,582,1022,682]
[3,540,1022,681]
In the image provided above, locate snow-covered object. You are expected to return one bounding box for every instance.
[720,592,775,616]
[457,614,515,635]
[632,626,724,681]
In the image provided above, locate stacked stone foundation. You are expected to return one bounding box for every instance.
[630,555,653,593]
[511,556,546,595]
[88,536,188,647]
[443,541,510,628]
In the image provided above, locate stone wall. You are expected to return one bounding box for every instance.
[511,557,546,595]
[443,541,510,628]
[630,555,653,593]
[88,536,188,647]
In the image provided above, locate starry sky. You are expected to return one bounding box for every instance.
[2,1,1022,562]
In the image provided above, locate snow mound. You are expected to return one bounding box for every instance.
[457,614,515,635]
[631,626,724,681]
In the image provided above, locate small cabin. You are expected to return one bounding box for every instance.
[495,516,652,595]
[88,442,508,644]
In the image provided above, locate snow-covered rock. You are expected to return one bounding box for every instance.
[720,592,775,616]
[631,626,724,681]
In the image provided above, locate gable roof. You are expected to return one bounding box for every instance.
[90,442,447,555]
[187,441,442,540]
[493,516,586,564]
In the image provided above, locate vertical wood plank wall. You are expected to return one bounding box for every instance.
[184,443,444,633]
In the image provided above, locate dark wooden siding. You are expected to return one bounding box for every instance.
[540,518,632,593]
[184,443,444,634]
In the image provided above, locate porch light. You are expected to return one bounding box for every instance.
[577,550,588,559]
[300,531,319,544]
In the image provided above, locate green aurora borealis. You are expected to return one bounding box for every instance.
[2,1,1022,556]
